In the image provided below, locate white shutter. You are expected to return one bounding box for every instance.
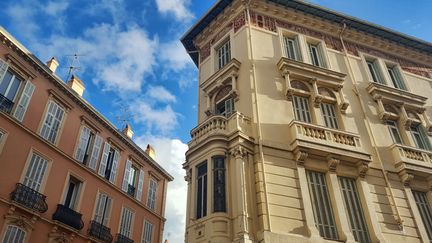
[75,126,91,162]
[0,59,9,83]
[136,169,144,201]
[89,135,103,171]
[122,160,132,192]
[94,193,105,223]
[13,80,35,122]
[23,153,48,192]
[98,142,110,176]
[109,150,119,184]
[103,197,112,226]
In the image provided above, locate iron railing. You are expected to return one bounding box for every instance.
[0,93,13,114]
[115,233,134,243]
[52,204,84,230]
[10,183,48,213]
[88,220,113,243]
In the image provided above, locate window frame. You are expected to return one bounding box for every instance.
[2,225,26,243]
[119,206,135,238]
[147,178,158,210]
[410,124,432,151]
[385,120,403,144]
[21,150,50,192]
[61,174,83,211]
[412,190,432,242]
[39,99,66,145]
[74,125,97,165]
[196,161,208,219]
[213,156,226,213]
[215,38,231,71]
[386,63,407,90]
[0,69,24,103]
[282,34,302,61]
[142,220,154,243]
[93,191,113,227]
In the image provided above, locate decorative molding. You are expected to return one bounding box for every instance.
[48,225,75,243]
[356,161,369,178]
[427,176,432,191]
[233,11,246,33]
[327,156,340,172]
[230,145,247,159]
[4,206,38,232]
[184,169,192,184]
[399,171,414,187]
[294,148,308,166]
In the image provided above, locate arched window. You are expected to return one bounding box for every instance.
[290,80,312,123]
[3,225,26,243]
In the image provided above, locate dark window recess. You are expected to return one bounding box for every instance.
[83,132,95,165]
[196,162,208,219]
[115,233,134,243]
[10,183,48,213]
[88,220,113,243]
[52,204,84,230]
[213,157,226,213]
[215,98,234,117]
[105,148,116,180]
[0,93,14,114]
[64,176,81,210]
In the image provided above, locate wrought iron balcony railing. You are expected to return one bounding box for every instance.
[10,183,48,213]
[52,204,84,230]
[127,184,135,197]
[0,93,14,114]
[88,220,113,243]
[115,233,134,243]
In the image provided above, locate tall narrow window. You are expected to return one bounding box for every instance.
[412,191,432,242]
[213,157,226,213]
[94,192,112,226]
[308,43,325,68]
[75,126,96,165]
[283,36,300,61]
[63,176,82,210]
[2,225,26,243]
[119,207,134,238]
[142,220,154,243]
[217,39,231,70]
[98,142,120,184]
[0,70,23,109]
[40,100,65,144]
[385,121,402,144]
[196,162,208,219]
[387,65,407,90]
[122,160,139,198]
[215,98,234,117]
[339,177,371,243]
[23,153,49,192]
[293,96,311,123]
[321,103,338,129]
[307,170,338,240]
[366,60,384,84]
[410,125,432,151]
[147,179,157,210]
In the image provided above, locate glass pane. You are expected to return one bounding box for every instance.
[0,71,13,95]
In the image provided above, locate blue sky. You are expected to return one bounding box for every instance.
[0,0,430,242]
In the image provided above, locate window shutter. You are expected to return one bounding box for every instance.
[75,126,91,162]
[420,125,432,151]
[98,142,110,176]
[103,196,112,226]
[23,153,48,192]
[89,135,103,170]
[109,150,120,184]
[40,101,55,139]
[94,193,104,223]
[0,59,9,82]
[13,80,35,122]
[136,169,144,201]
[225,99,233,117]
[122,159,132,192]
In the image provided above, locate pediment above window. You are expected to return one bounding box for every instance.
[367,82,427,108]
[201,58,240,95]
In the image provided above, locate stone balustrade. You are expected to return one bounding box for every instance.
[390,144,432,166]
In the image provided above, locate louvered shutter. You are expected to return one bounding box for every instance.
[122,159,132,192]
[109,150,119,183]
[75,126,91,162]
[103,197,112,226]
[89,135,103,170]
[0,59,9,82]
[94,193,105,223]
[13,80,35,122]
[136,169,144,201]
[98,142,110,176]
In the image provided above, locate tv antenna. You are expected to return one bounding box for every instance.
[64,54,84,81]
[116,105,135,130]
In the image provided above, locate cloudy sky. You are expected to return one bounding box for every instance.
[0,0,430,242]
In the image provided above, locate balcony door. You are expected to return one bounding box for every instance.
[0,70,23,102]
[63,176,82,210]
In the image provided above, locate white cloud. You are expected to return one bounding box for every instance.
[6,3,39,36]
[160,40,194,71]
[155,0,194,22]
[135,136,188,243]
[146,86,177,103]
[133,101,178,133]
[44,1,69,16]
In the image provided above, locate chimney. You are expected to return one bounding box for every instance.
[145,144,156,160]
[122,123,134,139]
[67,75,85,97]
[46,57,59,73]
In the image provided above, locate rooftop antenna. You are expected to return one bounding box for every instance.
[115,105,135,130]
[64,54,84,81]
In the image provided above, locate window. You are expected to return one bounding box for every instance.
[308,43,325,68]
[2,225,26,243]
[215,97,234,117]
[0,131,4,141]
[385,121,402,144]
[412,191,432,242]
[23,153,49,192]
[40,100,65,144]
[321,103,338,129]
[366,60,384,84]
[98,142,120,184]
[0,69,23,103]
[147,179,157,210]
[410,125,431,151]
[142,220,153,243]
[63,176,82,210]
[213,157,226,213]
[122,160,144,201]
[387,65,407,90]
[307,170,338,240]
[119,207,134,238]
[75,126,96,165]
[94,192,112,226]
[339,177,371,243]
[283,36,300,61]
[217,39,231,70]
[196,162,207,219]
[293,96,311,123]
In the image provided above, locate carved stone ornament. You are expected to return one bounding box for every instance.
[5,206,37,232]
[49,226,75,243]
[313,94,324,108]
[339,101,349,114]
[285,88,295,101]
[184,169,192,184]
[356,161,369,178]
[204,109,213,117]
[230,146,247,159]
[327,156,340,172]
[399,171,414,187]
[294,149,308,166]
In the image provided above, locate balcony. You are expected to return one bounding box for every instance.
[389,144,432,176]
[0,93,13,114]
[88,220,113,243]
[201,58,240,92]
[366,82,427,108]
[127,184,135,197]
[189,112,252,148]
[115,233,133,243]
[288,121,371,163]
[52,204,84,230]
[10,183,48,213]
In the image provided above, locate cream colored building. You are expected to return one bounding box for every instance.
[181,0,432,242]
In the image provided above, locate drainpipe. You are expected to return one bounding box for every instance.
[245,0,272,233]
[338,21,404,230]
